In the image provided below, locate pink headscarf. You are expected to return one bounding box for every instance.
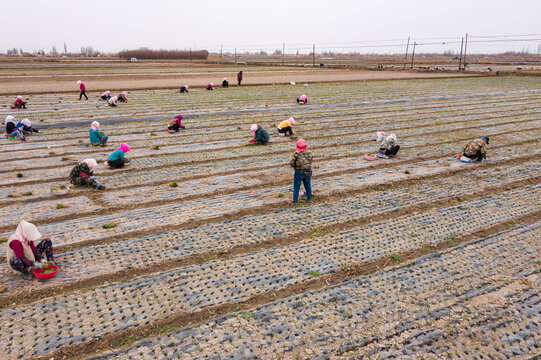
[115,143,130,153]
[91,121,100,130]
[288,117,295,125]
[250,124,258,131]
[185,85,189,89]
[83,158,98,171]
[122,91,127,97]
[223,78,227,81]
[299,94,307,101]
[15,220,42,245]
[296,139,307,153]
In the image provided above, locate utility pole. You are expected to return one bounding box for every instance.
[189,47,192,62]
[410,41,416,69]
[282,42,285,65]
[234,48,237,64]
[312,44,315,67]
[220,44,223,62]
[463,33,468,70]
[403,36,410,69]
[458,37,464,70]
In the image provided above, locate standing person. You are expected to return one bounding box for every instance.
[101,91,111,101]
[205,83,214,90]
[7,221,55,275]
[117,91,128,102]
[107,96,118,107]
[377,134,400,159]
[12,96,26,109]
[290,139,313,204]
[296,94,308,104]
[179,85,189,93]
[17,118,39,134]
[107,143,130,168]
[250,124,270,145]
[5,115,25,141]
[277,117,296,136]
[461,136,489,163]
[167,114,186,132]
[69,159,106,190]
[89,121,108,147]
[77,80,88,100]
[237,71,243,86]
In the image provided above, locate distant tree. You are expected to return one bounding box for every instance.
[51,46,58,55]
[64,42,67,54]
[7,48,18,55]
[273,49,282,55]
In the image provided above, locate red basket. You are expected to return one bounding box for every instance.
[33,265,59,279]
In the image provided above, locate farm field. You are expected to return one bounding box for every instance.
[0,76,540,359]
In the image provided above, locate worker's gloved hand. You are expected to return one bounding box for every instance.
[33,262,43,269]
[90,176,96,180]
[40,258,48,264]
[125,158,131,163]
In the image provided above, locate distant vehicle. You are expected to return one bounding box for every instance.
[130,57,138,62]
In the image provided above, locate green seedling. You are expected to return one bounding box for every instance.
[239,312,255,321]
[232,304,242,312]
[308,227,323,237]
[7,193,20,198]
[49,151,56,155]
[0,237,7,243]
[61,157,69,161]
[504,221,517,228]
[404,170,410,174]
[447,239,458,247]
[306,270,320,277]
[409,233,419,238]
[421,248,436,254]
[169,182,178,188]
[152,145,160,150]
[150,133,157,136]
[56,204,69,209]
[339,263,348,269]
[102,221,117,229]
[16,173,23,178]
[22,191,32,196]
[277,193,285,198]
[389,254,402,262]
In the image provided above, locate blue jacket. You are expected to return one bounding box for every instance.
[89,129,103,144]
[108,149,125,162]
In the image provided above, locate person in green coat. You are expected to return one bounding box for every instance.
[107,143,131,168]
[250,124,270,145]
[69,159,106,190]
[89,121,108,148]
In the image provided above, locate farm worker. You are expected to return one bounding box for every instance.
[290,138,313,203]
[5,115,25,141]
[117,91,128,102]
[17,118,39,134]
[297,94,308,104]
[377,134,400,159]
[107,96,118,107]
[179,85,189,93]
[168,115,186,132]
[107,143,131,168]
[100,91,111,100]
[237,71,243,86]
[461,136,489,163]
[205,83,214,90]
[89,121,108,147]
[7,221,55,275]
[12,96,26,109]
[277,117,296,136]
[77,80,88,100]
[69,158,106,190]
[375,131,386,142]
[250,124,270,145]
[222,78,229,88]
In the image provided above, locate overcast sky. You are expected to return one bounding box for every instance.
[2,0,541,55]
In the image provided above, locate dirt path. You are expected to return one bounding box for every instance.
[0,69,476,95]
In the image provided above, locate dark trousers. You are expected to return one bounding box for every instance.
[297,99,307,104]
[79,91,88,100]
[9,238,54,274]
[293,169,312,203]
[14,102,26,109]
[92,135,108,147]
[463,150,483,162]
[278,126,293,136]
[380,145,400,157]
[179,87,188,93]
[108,159,125,168]
[168,124,185,132]
[222,81,229,88]
[237,79,242,86]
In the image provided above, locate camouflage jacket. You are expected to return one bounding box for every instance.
[69,162,92,183]
[290,151,313,170]
[463,139,487,158]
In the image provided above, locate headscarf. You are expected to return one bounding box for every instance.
[288,117,295,125]
[22,118,31,127]
[300,94,307,100]
[296,139,307,153]
[250,124,258,131]
[175,115,184,120]
[106,90,111,95]
[108,96,118,104]
[91,121,100,130]
[15,220,42,245]
[115,143,130,153]
[83,158,98,171]
[185,85,189,89]
[223,78,227,81]
[16,95,22,100]
[482,136,490,145]
[5,115,15,124]
[376,131,386,142]
[122,91,127,97]
[77,80,82,85]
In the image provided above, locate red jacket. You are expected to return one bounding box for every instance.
[80,83,86,91]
